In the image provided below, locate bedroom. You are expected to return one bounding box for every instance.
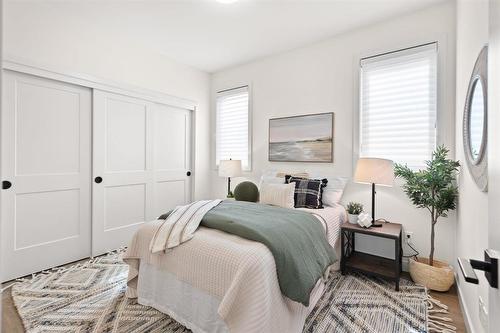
[0,0,499,332]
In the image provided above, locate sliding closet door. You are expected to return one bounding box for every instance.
[92,91,192,256]
[153,103,192,217]
[1,71,92,281]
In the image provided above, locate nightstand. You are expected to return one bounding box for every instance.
[340,222,403,290]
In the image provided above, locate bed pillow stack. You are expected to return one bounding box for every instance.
[259,171,347,209]
[285,175,328,209]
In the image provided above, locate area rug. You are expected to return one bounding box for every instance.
[11,252,455,333]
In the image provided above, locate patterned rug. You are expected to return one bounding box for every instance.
[11,253,454,333]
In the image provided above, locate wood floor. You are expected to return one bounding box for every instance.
[429,285,467,333]
[2,287,24,333]
[1,272,467,333]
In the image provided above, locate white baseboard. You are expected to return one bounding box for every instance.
[402,257,409,272]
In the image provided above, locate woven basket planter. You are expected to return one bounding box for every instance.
[409,257,455,292]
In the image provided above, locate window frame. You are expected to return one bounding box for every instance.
[214,84,252,171]
[356,42,440,171]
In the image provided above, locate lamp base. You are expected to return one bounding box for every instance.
[370,183,383,228]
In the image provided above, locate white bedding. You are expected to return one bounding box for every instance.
[123,203,346,333]
[298,205,345,248]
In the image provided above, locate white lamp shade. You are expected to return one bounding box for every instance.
[218,160,242,177]
[354,158,394,186]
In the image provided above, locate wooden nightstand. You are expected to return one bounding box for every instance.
[340,222,403,290]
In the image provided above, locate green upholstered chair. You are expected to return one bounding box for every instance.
[234,181,259,203]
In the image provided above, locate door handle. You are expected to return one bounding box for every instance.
[187,171,191,176]
[94,176,103,184]
[457,258,480,284]
[2,180,12,190]
[458,249,498,288]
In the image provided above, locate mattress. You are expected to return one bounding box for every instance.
[124,203,346,333]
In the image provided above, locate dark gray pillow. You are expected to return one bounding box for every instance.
[285,176,328,209]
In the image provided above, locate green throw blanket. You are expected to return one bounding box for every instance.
[160,200,336,306]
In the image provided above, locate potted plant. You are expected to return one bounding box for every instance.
[346,202,363,224]
[394,145,460,291]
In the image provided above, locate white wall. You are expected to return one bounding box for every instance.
[3,1,212,200]
[0,0,4,327]
[455,1,490,332]
[212,2,457,266]
[488,0,500,330]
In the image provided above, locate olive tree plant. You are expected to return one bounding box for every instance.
[394,146,460,266]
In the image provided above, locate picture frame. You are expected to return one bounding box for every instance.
[268,112,334,163]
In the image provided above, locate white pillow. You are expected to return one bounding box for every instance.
[261,169,308,178]
[276,171,309,178]
[258,175,285,190]
[259,183,295,209]
[322,188,344,207]
[259,171,309,189]
[308,175,349,206]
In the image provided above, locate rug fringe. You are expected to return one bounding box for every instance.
[427,295,457,333]
[8,247,128,287]
[0,281,17,292]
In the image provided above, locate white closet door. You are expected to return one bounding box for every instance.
[92,91,192,256]
[1,71,92,281]
[153,103,192,218]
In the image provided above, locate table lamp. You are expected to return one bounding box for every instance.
[219,159,242,198]
[354,158,394,227]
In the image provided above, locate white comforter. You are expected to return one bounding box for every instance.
[123,203,346,333]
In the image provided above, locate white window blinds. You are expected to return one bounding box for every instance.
[216,86,251,170]
[360,43,437,170]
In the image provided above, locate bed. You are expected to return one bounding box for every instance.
[123,201,346,333]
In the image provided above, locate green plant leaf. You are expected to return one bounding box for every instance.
[394,145,459,263]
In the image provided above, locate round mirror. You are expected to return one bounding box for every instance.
[468,78,485,163]
[463,45,488,191]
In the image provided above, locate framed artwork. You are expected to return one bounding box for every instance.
[269,112,334,162]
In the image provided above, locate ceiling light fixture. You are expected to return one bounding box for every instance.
[216,0,239,4]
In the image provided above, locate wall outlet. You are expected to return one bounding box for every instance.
[479,296,489,331]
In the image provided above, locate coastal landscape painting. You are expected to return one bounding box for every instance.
[269,113,334,162]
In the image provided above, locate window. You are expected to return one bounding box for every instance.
[359,43,437,170]
[216,86,251,170]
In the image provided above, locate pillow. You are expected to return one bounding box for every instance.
[276,171,309,179]
[259,171,309,188]
[309,176,348,206]
[322,188,344,207]
[234,181,259,202]
[285,176,328,209]
[261,169,308,178]
[259,183,295,209]
[259,175,286,189]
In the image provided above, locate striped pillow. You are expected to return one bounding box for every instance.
[285,176,328,209]
[259,182,295,209]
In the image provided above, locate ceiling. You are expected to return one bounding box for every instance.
[8,0,447,73]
